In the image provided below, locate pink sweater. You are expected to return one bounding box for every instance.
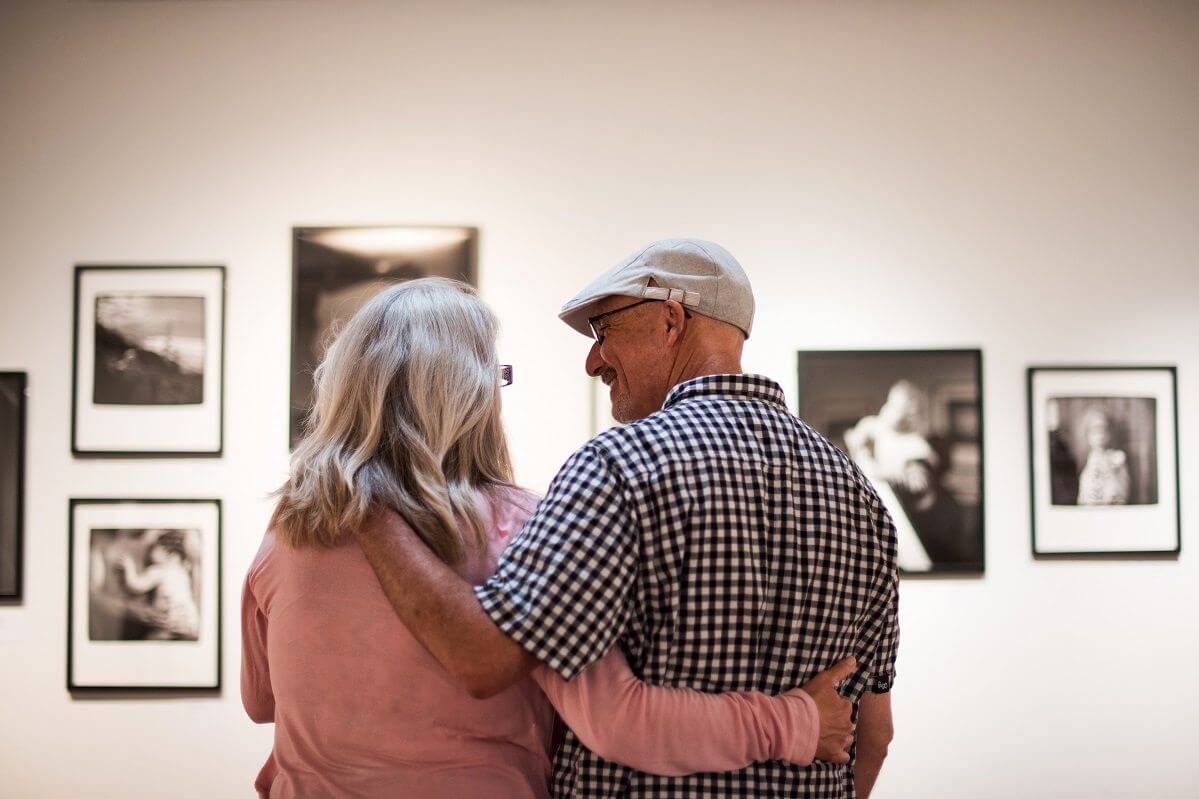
[241,486,818,798]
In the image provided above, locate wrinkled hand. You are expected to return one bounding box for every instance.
[794,656,857,764]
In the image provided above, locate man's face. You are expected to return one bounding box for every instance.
[584,296,672,423]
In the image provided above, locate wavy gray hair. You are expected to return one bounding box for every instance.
[271,277,512,563]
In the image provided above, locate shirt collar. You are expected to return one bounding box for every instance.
[662,373,788,411]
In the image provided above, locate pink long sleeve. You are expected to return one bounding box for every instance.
[240,572,275,724]
[531,648,819,776]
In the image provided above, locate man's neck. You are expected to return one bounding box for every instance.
[667,349,743,389]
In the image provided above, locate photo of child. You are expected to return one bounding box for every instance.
[88,528,202,641]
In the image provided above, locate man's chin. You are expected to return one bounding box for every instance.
[611,399,649,425]
[610,393,632,425]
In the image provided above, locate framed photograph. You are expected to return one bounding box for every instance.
[290,226,477,448]
[797,349,985,575]
[68,498,221,692]
[1,372,26,600]
[72,265,225,456]
[1028,366,1180,557]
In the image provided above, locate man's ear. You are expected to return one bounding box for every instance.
[662,300,687,345]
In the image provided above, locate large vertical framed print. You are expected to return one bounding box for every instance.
[0,372,26,600]
[797,349,985,576]
[290,226,477,448]
[68,498,221,692]
[72,265,225,456]
[1028,366,1180,557]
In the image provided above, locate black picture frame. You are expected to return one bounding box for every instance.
[71,265,226,458]
[67,498,222,694]
[796,348,986,577]
[1027,365,1181,559]
[289,225,478,449]
[0,372,27,601]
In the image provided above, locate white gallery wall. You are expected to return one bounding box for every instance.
[1,0,1196,796]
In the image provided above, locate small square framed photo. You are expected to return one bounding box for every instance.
[72,265,226,456]
[797,349,985,576]
[68,499,222,692]
[1028,366,1181,557]
[0,372,26,600]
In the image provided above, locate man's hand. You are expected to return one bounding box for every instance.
[793,656,857,764]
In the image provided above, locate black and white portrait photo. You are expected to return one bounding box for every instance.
[797,350,985,575]
[93,294,206,405]
[1029,367,1180,557]
[73,266,225,456]
[0,372,26,599]
[69,499,221,692]
[1046,396,1157,507]
[88,528,202,641]
[290,226,476,448]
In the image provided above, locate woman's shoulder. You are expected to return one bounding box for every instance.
[484,484,542,532]
[245,530,281,579]
[247,528,325,579]
[484,483,539,510]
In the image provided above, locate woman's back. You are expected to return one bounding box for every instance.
[242,487,555,799]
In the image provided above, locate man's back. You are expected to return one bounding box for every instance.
[479,374,899,798]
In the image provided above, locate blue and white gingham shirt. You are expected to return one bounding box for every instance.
[477,374,899,798]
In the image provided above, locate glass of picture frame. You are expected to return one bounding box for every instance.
[72,265,226,456]
[290,226,477,449]
[1028,365,1181,557]
[67,498,222,692]
[797,349,986,576]
[0,372,26,600]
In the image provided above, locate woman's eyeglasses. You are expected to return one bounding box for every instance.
[499,364,513,387]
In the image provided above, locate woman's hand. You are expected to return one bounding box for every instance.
[792,656,857,764]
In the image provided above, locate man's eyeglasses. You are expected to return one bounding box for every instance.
[587,299,690,344]
[587,295,685,338]
[499,364,513,387]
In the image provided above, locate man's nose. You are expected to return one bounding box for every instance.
[585,341,605,377]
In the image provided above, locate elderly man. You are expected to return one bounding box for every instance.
[356,239,899,798]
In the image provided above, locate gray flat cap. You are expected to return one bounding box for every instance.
[559,238,755,339]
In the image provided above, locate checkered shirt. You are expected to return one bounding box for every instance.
[476,374,899,798]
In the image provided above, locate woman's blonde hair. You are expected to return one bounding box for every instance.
[271,277,512,563]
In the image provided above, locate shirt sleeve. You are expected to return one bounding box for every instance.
[240,574,275,723]
[857,498,900,695]
[861,572,899,694]
[531,647,819,775]
[475,444,639,680]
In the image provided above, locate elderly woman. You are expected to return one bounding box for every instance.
[241,278,850,798]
